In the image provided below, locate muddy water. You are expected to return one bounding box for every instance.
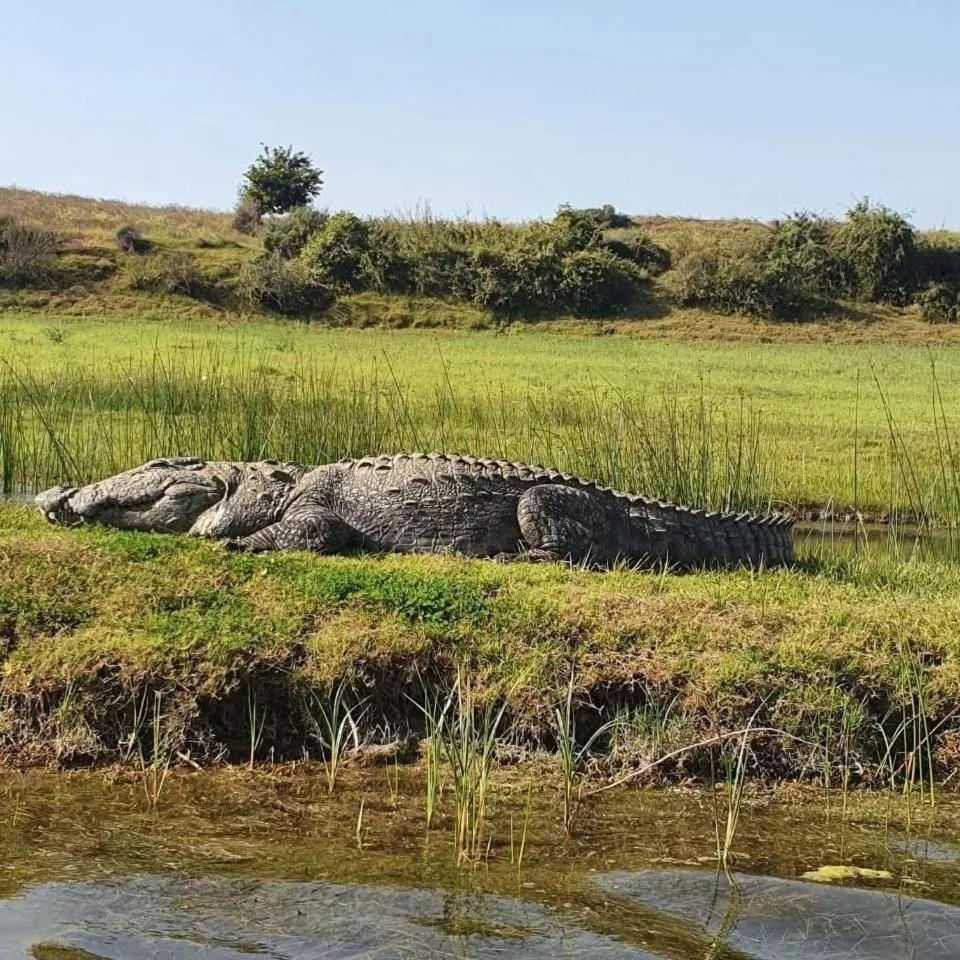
[0,770,958,959]
[795,520,958,563]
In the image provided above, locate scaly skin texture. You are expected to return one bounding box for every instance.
[232,453,795,568]
[37,453,794,568]
[35,458,307,538]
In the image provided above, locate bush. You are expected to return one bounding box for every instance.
[552,206,604,251]
[832,199,918,304]
[299,212,374,293]
[294,212,650,317]
[115,225,150,254]
[126,252,206,298]
[674,248,829,321]
[916,282,960,323]
[766,213,843,296]
[565,204,633,229]
[258,206,328,259]
[672,212,850,320]
[238,252,333,315]
[0,217,57,287]
[602,234,672,275]
[559,249,646,314]
[917,231,960,286]
[232,197,261,235]
[471,247,564,313]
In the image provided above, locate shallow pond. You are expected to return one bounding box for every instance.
[1,770,958,959]
[795,519,958,563]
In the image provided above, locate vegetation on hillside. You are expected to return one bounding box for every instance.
[2,180,958,328]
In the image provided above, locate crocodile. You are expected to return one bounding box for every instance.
[36,458,308,539]
[36,453,794,568]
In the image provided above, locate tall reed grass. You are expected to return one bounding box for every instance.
[2,345,959,538]
[0,345,775,513]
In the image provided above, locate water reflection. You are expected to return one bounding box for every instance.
[0,771,959,960]
[597,868,960,959]
[795,519,958,563]
[3,876,658,960]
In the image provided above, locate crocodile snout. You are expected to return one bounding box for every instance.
[35,486,82,526]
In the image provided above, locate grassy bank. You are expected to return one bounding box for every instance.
[3,314,960,522]
[2,503,958,784]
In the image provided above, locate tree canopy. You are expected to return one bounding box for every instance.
[241,145,323,215]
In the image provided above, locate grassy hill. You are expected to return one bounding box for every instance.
[3,186,959,341]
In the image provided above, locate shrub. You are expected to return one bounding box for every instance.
[552,206,604,252]
[299,212,374,293]
[258,206,328,259]
[917,231,960,286]
[115,224,150,254]
[0,217,57,287]
[673,248,829,321]
[241,144,323,215]
[565,204,633,228]
[832,199,918,303]
[916,282,960,323]
[559,249,647,314]
[126,252,206,298]
[232,197,261,235]
[765,213,843,296]
[602,234,671,275]
[671,213,847,320]
[295,212,649,317]
[238,252,332,315]
[471,247,565,313]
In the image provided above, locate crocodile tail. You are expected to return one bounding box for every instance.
[636,500,794,569]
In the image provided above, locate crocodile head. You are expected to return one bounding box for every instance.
[36,458,305,539]
[187,460,304,539]
[36,458,230,533]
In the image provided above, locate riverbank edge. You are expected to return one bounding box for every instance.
[2,504,959,782]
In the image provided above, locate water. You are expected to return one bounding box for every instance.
[1,771,959,959]
[795,520,958,563]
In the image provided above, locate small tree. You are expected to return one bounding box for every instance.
[241,144,323,215]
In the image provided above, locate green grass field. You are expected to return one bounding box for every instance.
[3,311,959,519]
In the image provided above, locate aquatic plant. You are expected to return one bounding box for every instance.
[714,708,760,869]
[303,678,364,793]
[0,344,776,516]
[138,691,173,811]
[246,685,266,770]
[355,797,365,849]
[439,673,509,864]
[551,666,620,837]
[408,678,452,829]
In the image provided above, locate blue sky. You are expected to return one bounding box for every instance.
[4,1,958,226]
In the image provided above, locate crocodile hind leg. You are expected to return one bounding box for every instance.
[516,484,628,567]
[223,502,356,554]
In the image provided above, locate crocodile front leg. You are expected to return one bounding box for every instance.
[517,484,632,567]
[224,501,357,554]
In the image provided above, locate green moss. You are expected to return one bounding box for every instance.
[251,553,495,627]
